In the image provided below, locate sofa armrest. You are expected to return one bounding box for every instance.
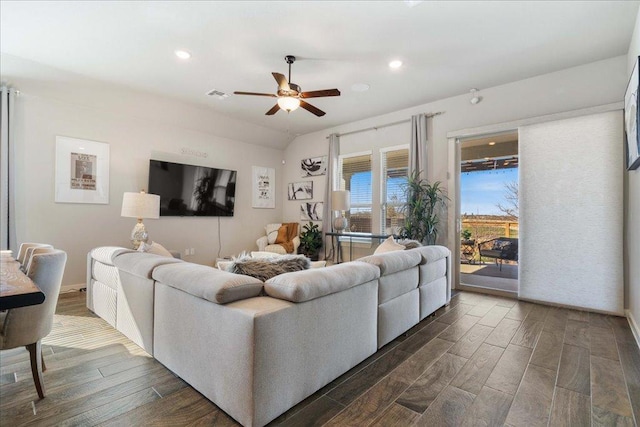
[292,236,301,253]
[257,235,268,252]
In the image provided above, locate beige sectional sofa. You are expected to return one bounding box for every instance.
[86,244,451,427]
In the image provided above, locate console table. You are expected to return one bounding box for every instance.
[0,257,45,310]
[325,232,392,263]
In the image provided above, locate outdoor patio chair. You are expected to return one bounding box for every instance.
[478,237,518,271]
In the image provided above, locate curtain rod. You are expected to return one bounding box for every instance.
[326,111,444,139]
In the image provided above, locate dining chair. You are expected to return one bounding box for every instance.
[0,249,67,398]
[16,243,53,266]
[22,247,57,275]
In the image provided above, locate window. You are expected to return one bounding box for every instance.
[339,152,372,233]
[381,147,408,234]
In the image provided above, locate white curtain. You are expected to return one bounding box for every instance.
[0,86,17,252]
[321,133,340,259]
[409,113,428,178]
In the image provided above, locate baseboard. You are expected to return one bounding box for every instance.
[626,309,640,350]
[457,283,517,299]
[61,282,86,293]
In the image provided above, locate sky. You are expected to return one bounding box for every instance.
[347,167,518,216]
[461,168,518,215]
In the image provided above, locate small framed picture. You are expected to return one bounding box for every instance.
[301,156,327,177]
[301,202,323,221]
[287,181,313,200]
[624,56,640,170]
[252,166,275,209]
[55,136,110,204]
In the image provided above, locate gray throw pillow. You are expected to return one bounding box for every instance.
[397,239,422,250]
[229,254,311,282]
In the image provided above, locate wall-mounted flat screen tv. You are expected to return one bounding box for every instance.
[148,159,237,217]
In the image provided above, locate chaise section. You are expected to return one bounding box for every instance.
[111,252,183,354]
[358,250,422,347]
[153,262,379,427]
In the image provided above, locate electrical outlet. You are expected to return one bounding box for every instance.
[190,248,196,255]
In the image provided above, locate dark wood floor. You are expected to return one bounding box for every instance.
[1,291,639,426]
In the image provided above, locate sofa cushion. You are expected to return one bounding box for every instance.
[419,258,447,285]
[265,262,379,303]
[411,245,450,264]
[153,263,264,304]
[358,250,422,276]
[113,252,183,279]
[90,246,135,265]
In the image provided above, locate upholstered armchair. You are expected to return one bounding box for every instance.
[256,223,300,255]
[0,249,67,398]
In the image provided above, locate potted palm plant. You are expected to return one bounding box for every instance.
[399,171,448,245]
[299,222,323,261]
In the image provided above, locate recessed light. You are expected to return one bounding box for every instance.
[351,83,370,92]
[389,60,403,69]
[488,141,496,146]
[175,50,191,60]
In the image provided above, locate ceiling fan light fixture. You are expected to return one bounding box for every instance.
[277,96,300,112]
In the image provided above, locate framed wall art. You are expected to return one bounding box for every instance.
[301,156,327,177]
[287,181,313,200]
[625,56,640,170]
[300,202,323,221]
[55,136,110,204]
[252,166,275,208]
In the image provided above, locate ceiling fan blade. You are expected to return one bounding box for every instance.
[300,100,325,117]
[265,104,281,115]
[233,91,277,97]
[272,72,290,92]
[300,89,341,98]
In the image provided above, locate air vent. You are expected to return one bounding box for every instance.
[206,89,230,99]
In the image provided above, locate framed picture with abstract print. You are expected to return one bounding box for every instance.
[300,202,323,221]
[287,181,313,200]
[301,156,327,177]
[625,56,640,170]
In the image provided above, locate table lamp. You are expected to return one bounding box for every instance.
[121,190,160,249]
[331,190,351,232]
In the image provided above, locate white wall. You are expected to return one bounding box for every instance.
[284,56,627,256]
[5,57,287,287]
[626,7,640,337]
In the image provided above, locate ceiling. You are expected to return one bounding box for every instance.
[1,1,637,138]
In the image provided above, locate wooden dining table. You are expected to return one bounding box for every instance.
[0,256,45,310]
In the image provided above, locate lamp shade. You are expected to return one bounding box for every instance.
[121,192,160,219]
[331,190,351,211]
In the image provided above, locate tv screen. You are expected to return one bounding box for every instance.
[148,160,237,217]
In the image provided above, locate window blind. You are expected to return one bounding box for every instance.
[381,148,408,234]
[339,153,372,233]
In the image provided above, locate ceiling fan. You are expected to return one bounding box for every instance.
[234,55,340,117]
